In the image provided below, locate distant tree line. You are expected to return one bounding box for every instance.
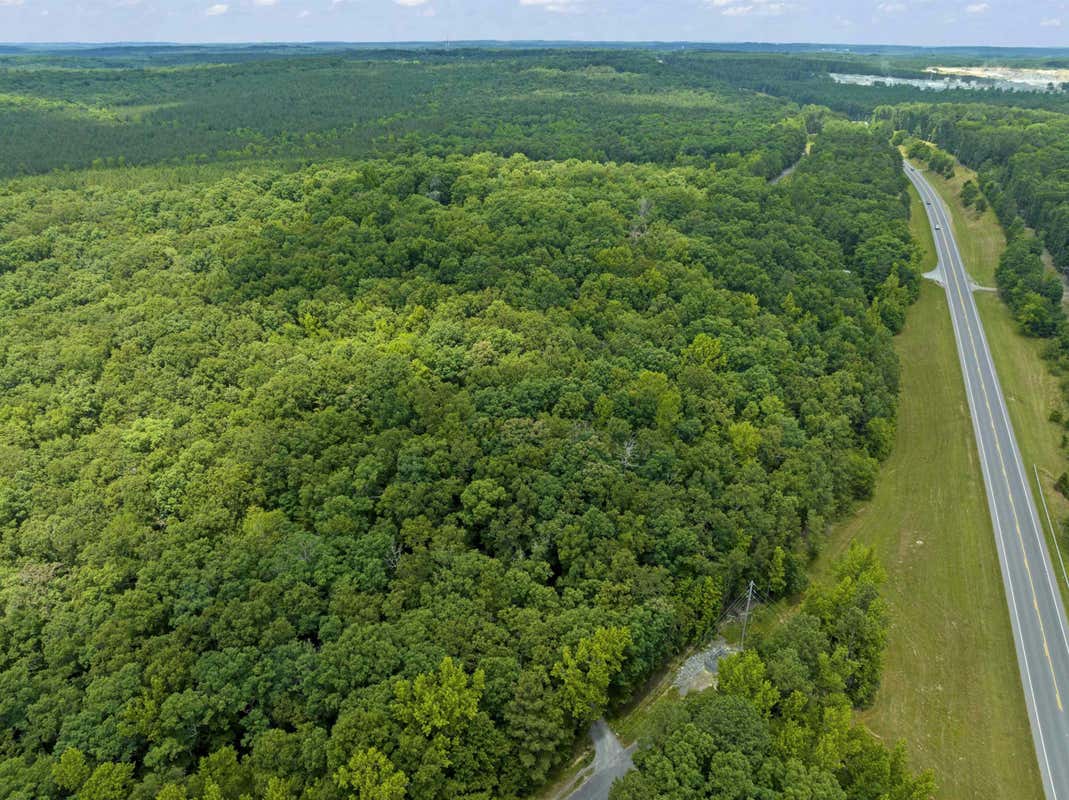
[0,51,805,179]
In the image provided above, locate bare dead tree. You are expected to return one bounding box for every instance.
[631,197,652,240]
[385,540,405,573]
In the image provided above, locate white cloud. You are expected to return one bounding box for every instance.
[965,2,989,13]
[520,0,585,11]
[296,7,310,16]
[205,3,229,14]
[0,0,26,7]
[252,0,279,5]
[877,2,906,13]
[707,0,790,16]
[394,0,429,5]
[1041,17,1062,27]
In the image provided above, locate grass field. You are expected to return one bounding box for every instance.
[820,179,1043,800]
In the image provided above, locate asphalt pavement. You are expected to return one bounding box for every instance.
[562,719,635,800]
[905,163,1069,800]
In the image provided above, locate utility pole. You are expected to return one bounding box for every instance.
[740,580,756,650]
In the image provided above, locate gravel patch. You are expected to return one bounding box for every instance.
[672,638,738,697]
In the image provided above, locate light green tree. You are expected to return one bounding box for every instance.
[552,626,631,721]
[335,748,409,800]
[717,650,779,718]
[393,657,484,739]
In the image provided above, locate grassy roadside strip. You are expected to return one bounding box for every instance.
[818,179,1042,800]
[915,155,1069,615]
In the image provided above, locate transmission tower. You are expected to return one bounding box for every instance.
[739,580,756,650]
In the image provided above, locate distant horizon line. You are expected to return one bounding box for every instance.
[2,39,1069,52]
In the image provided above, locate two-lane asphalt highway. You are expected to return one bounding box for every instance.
[905,163,1069,800]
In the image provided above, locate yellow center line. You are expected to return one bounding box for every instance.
[933,187,1064,711]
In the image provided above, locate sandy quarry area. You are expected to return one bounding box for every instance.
[927,65,1069,88]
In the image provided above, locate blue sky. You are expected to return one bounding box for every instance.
[1,0,1067,46]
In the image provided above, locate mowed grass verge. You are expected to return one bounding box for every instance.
[819,180,1042,800]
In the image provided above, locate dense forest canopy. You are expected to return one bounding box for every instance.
[0,46,934,800]
[4,46,1069,179]
[0,51,808,179]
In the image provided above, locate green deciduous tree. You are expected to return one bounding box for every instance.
[334,748,408,800]
[552,627,632,721]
